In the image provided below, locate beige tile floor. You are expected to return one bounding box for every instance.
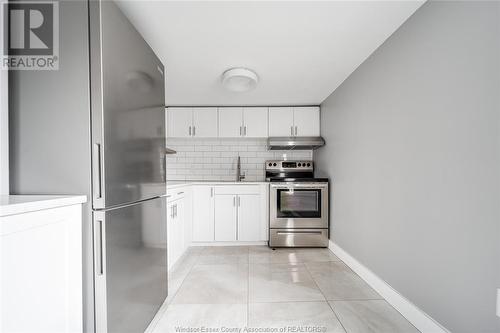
[147,246,420,333]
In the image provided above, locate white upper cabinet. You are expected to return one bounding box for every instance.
[293,106,320,136]
[218,107,243,137]
[193,107,218,137]
[243,107,268,138]
[168,107,192,138]
[169,106,318,138]
[167,107,218,138]
[218,107,268,138]
[269,106,320,137]
[269,107,294,137]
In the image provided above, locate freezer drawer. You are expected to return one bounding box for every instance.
[269,229,328,248]
[93,197,167,333]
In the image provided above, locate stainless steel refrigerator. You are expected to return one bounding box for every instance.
[9,1,168,332]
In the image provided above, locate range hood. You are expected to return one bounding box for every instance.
[267,136,325,150]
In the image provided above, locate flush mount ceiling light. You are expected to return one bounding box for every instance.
[221,68,259,92]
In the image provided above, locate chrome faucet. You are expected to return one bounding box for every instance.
[236,156,245,182]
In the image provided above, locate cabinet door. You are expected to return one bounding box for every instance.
[218,107,243,138]
[243,107,268,138]
[167,107,193,138]
[214,195,237,241]
[237,195,261,241]
[293,107,320,136]
[192,186,215,241]
[167,201,176,268]
[1,205,83,333]
[269,107,294,137]
[192,107,218,137]
[175,199,185,259]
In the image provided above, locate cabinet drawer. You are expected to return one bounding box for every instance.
[214,185,260,195]
[269,229,328,247]
[166,188,186,202]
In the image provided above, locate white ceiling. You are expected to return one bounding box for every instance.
[117,1,424,106]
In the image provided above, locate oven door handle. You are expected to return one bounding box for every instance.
[276,230,323,235]
[271,185,328,190]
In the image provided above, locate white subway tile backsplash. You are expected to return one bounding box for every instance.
[195,145,212,152]
[165,138,313,181]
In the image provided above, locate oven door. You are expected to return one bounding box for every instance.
[270,183,328,228]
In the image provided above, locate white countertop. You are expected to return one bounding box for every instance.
[167,180,268,190]
[0,195,88,217]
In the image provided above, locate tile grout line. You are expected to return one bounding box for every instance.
[304,258,349,333]
[147,249,203,332]
[246,246,250,328]
[325,246,420,331]
[326,301,349,333]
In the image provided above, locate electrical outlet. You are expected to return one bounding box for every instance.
[497,289,500,318]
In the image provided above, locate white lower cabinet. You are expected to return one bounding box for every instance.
[192,185,215,241]
[212,185,268,242]
[237,194,261,241]
[214,195,237,241]
[174,183,268,246]
[166,187,192,269]
[1,199,84,333]
[167,197,184,269]
[214,194,261,241]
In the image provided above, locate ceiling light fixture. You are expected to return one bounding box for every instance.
[221,67,259,92]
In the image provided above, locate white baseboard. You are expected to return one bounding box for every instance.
[191,241,268,247]
[328,240,449,333]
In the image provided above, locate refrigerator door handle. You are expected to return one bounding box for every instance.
[92,143,102,200]
[95,219,104,275]
[93,143,103,200]
[93,210,107,333]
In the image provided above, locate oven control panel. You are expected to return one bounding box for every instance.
[265,160,313,171]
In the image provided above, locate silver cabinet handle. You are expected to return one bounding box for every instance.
[193,126,196,136]
[175,204,177,218]
[295,126,298,136]
[238,196,241,207]
[177,191,184,195]
[93,143,102,199]
[244,126,247,136]
[239,126,242,136]
[189,126,192,136]
[211,187,214,197]
[170,205,175,219]
[233,196,236,206]
[95,220,104,275]
[290,126,293,136]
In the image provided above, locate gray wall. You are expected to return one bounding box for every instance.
[0,0,8,195]
[9,1,94,331]
[314,1,500,332]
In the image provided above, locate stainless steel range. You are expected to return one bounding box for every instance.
[266,160,329,247]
